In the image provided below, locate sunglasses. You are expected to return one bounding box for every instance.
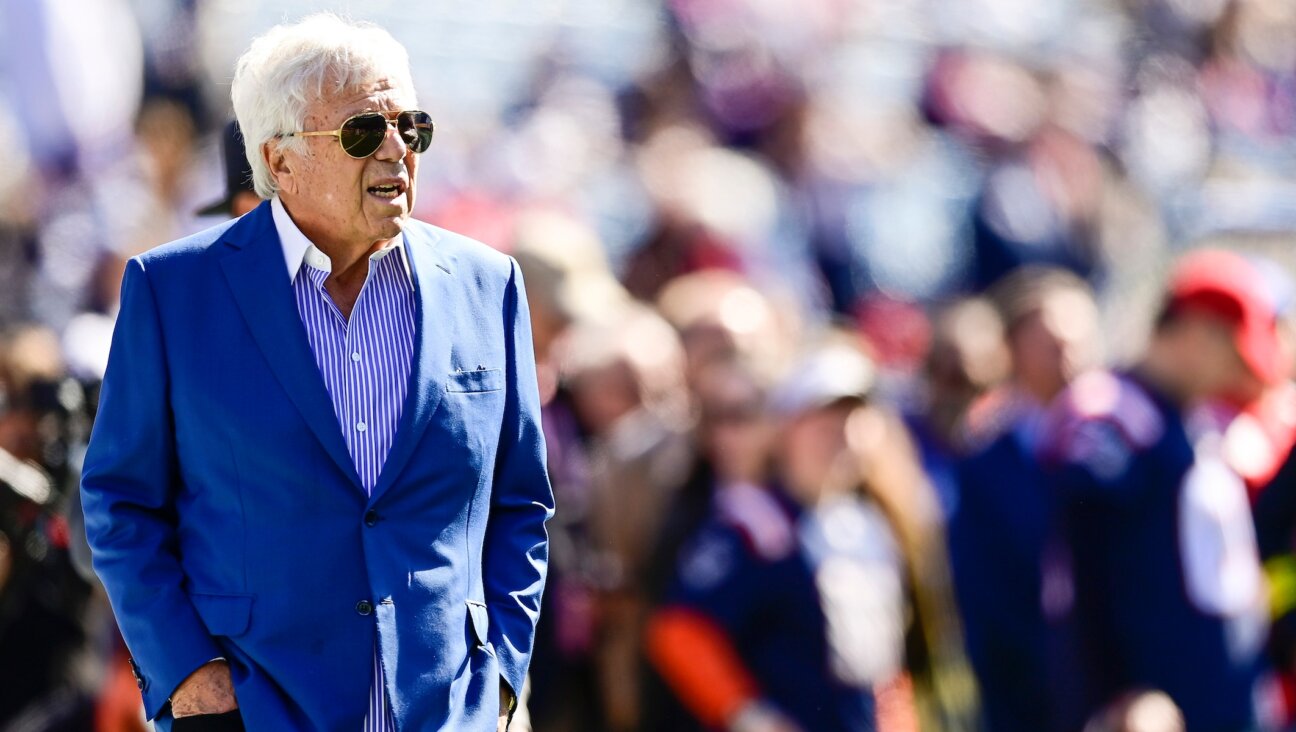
[287,110,434,159]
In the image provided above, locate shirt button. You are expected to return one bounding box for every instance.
[356,422,367,433]
[364,510,379,527]
[356,600,374,616]
[351,352,361,362]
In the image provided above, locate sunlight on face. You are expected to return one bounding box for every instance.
[780,401,855,505]
[279,75,420,251]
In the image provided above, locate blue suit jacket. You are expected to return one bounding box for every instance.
[81,201,553,730]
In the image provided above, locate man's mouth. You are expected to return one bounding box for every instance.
[367,181,407,200]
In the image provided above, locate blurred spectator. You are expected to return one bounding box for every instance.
[906,297,1011,519]
[641,357,775,732]
[647,340,978,732]
[950,268,1100,732]
[655,269,795,389]
[1254,430,1296,725]
[646,341,888,732]
[0,327,66,466]
[0,328,94,730]
[0,326,92,490]
[1212,258,1296,504]
[0,446,93,731]
[1248,264,1296,727]
[1041,249,1273,730]
[843,387,982,732]
[195,121,260,220]
[513,210,629,732]
[562,301,693,731]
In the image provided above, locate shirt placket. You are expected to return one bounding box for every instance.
[349,270,373,494]
[309,266,365,492]
[296,255,399,732]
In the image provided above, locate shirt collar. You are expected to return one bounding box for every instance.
[271,196,413,286]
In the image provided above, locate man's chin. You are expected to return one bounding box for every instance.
[369,212,409,241]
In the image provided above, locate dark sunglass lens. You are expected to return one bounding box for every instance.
[398,111,434,153]
[339,113,388,158]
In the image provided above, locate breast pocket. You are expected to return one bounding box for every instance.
[447,368,504,394]
[438,369,506,472]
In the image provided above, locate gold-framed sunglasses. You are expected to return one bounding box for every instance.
[285,109,434,159]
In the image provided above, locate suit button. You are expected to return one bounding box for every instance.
[364,510,379,527]
[356,600,374,616]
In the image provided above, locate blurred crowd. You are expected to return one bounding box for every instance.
[6,0,1296,730]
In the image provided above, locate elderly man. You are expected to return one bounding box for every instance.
[80,14,552,732]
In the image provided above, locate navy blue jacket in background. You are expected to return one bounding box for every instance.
[663,486,876,732]
[951,407,1052,732]
[1042,372,1260,732]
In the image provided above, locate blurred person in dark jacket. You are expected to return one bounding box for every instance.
[950,268,1101,732]
[906,297,1011,520]
[640,357,776,732]
[646,339,978,732]
[645,341,890,732]
[0,327,95,731]
[1041,249,1273,731]
[195,120,261,220]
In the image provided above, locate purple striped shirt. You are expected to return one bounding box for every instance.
[273,198,412,732]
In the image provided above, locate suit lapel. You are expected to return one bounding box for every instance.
[218,201,363,488]
[368,223,452,505]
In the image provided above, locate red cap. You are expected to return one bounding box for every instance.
[1165,249,1289,385]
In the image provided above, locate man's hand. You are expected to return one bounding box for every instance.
[727,701,802,732]
[171,660,238,718]
[1089,691,1184,732]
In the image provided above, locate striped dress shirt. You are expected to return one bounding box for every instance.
[272,197,412,731]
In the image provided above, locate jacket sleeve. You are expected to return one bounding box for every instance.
[645,606,761,727]
[482,257,555,697]
[645,524,768,726]
[80,257,223,720]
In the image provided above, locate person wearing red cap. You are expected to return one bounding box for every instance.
[1040,249,1275,731]
[1161,249,1290,391]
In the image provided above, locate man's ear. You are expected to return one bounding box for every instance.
[264,141,296,195]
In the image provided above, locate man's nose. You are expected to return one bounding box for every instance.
[373,120,410,161]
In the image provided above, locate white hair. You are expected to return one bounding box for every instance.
[230,13,416,198]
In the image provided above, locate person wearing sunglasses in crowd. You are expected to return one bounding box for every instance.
[79,13,552,732]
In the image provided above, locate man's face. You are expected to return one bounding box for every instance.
[1166,312,1264,404]
[779,400,856,505]
[1012,289,1100,403]
[272,74,419,249]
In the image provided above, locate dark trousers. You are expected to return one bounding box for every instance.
[172,711,245,732]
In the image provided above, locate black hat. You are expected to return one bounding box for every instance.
[197,120,256,217]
